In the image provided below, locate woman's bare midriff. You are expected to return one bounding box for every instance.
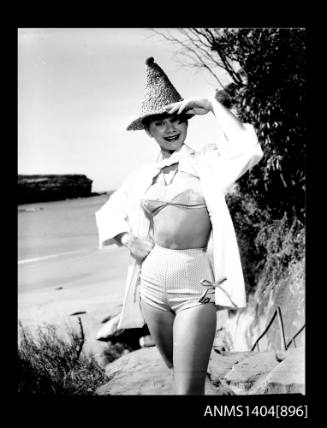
[151,205,212,249]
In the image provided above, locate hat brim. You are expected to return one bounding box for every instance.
[126,108,194,131]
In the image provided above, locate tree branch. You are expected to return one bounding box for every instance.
[151,28,226,88]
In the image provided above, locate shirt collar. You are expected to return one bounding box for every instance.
[153,144,196,169]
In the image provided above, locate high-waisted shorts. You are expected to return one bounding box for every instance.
[140,244,215,313]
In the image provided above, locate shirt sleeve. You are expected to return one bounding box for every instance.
[95,175,132,248]
[200,99,264,194]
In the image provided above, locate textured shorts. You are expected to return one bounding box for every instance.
[140,244,215,313]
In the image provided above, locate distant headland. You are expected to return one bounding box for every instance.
[18,174,108,205]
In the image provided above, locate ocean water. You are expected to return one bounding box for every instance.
[18,194,110,263]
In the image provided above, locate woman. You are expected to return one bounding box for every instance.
[96,57,263,395]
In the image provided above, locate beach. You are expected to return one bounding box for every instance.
[18,194,129,357]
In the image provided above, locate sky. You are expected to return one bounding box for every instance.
[18,28,232,192]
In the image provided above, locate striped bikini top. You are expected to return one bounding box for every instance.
[141,171,206,217]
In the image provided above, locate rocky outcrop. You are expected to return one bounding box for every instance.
[249,348,305,394]
[18,174,94,204]
[95,346,304,395]
[215,259,305,352]
[96,347,174,395]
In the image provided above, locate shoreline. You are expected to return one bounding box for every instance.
[18,191,111,209]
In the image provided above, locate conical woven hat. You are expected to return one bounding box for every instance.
[126,57,185,131]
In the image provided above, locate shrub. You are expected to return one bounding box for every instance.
[226,189,270,294]
[17,322,108,394]
[254,213,305,285]
[226,189,305,296]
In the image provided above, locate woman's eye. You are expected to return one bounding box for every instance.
[154,121,164,126]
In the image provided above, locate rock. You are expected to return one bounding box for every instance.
[250,347,305,394]
[18,174,93,204]
[96,313,121,340]
[96,347,220,395]
[96,347,174,395]
[220,259,305,352]
[95,346,305,396]
[223,350,280,394]
[208,350,254,386]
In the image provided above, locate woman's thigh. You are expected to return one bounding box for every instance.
[173,303,217,394]
[140,299,175,368]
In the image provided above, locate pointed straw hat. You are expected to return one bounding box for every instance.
[126,57,192,131]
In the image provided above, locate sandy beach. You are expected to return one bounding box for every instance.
[18,195,130,357]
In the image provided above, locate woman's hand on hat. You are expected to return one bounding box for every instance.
[165,98,213,116]
[123,233,154,264]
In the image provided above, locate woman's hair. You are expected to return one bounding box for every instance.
[142,112,192,130]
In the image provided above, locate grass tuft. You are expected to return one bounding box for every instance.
[17,322,108,394]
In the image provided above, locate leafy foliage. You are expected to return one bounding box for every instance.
[221,28,306,222]
[225,190,269,293]
[226,189,305,296]
[216,28,306,295]
[254,212,305,285]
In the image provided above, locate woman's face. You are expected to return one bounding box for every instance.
[146,116,188,152]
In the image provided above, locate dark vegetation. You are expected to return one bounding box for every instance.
[222,28,306,294]
[100,325,150,363]
[17,321,150,394]
[17,322,109,394]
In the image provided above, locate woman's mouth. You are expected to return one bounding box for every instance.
[164,135,180,142]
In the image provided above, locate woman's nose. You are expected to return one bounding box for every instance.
[165,121,176,132]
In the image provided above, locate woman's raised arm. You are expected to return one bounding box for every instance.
[167,97,263,194]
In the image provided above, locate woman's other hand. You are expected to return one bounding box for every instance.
[165,98,213,116]
[121,233,154,264]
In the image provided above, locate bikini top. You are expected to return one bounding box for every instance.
[141,170,206,217]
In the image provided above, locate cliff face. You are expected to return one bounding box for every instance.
[18,174,93,204]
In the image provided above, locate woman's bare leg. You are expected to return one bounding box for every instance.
[140,299,175,368]
[173,303,216,395]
